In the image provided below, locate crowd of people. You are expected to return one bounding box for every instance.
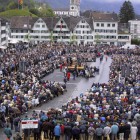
[1,44,140,140]
[0,43,98,128]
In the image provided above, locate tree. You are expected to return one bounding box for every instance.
[46,8,55,17]
[6,1,18,10]
[119,0,135,23]
[29,8,40,16]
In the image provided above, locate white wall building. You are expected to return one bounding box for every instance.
[129,20,140,39]
[9,15,131,46]
[0,18,8,46]
[73,18,93,45]
[92,12,118,45]
[54,0,80,17]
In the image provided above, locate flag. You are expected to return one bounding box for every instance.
[18,0,23,9]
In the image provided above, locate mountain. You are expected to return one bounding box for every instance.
[43,0,140,14]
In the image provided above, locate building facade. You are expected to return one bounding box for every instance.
[54,0,80,17]
[0,18,8,46]
[9,14,131,46]
[129,20,140,39]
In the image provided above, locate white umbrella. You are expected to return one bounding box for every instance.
[0,46,7,49]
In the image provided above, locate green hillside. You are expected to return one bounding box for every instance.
[0,9,37,18]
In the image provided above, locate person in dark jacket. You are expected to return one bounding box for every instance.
[42,120,49,139]
[64,123,72,140]
[72,124,80,140]
[137,122,140,140]
[124,123,130,140]
[118,123,125,140]
[33,120,42,140]
[79,123,86,140]
[49,121,55,140]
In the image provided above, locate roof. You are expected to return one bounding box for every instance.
[10,16,32,29]
[53,8,69,12]
[92,12,118,22]
[10,16,94,31]
[0,17,8,23]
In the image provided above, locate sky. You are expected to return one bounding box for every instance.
[85,0,140,3]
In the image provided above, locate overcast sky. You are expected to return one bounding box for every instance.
[84,0,140,3]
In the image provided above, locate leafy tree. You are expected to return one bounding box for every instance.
[46,8,55,17]
[119,1,135,23]
[6,1,18,10]
[29,8,40,16]
[0,6,5,12]
[131,39,140,45]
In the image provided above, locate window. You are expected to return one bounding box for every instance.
[35,24,40,28]
[42,25,45,28]
[96,23,99,27]
[101,23,104,27]
[82,20,85,23]
[112,24,115,27]
[107,24,110,27]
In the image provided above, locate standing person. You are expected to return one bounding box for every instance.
[88,124,95,140]
[60,64,63,72]
[63,76,67,85]
[79,123,86,140]
[72,124,80,140]
[54,124,61,140]
[124,122,130,140]
[33,120,42,140]
[111,123,119,140]
[103,123,111,140]
[13,116,20,132]
[131,123,138,140]
[95,124,103,140]
[64,123,72,140]
[4,124,12,140]
[73,71,76,80]
[9,114,14,130]
[67,71,71,81]
[137,122,140,140]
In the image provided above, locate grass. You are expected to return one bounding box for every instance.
[0,9,37,18]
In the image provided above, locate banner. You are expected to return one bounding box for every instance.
[21,120,38,129]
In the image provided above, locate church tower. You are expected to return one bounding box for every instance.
[70,0,80,16]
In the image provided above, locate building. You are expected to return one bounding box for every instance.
[10,16,93,45]
[92,12,118,45]
[0,18,8,46]
[129,19,140,39]
[9,15,131,46]
[54,0,80,17]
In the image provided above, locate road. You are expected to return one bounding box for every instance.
[0,56,112,139]
[29,56,112,114]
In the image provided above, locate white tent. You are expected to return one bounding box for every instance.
[0,46,7,49]
[8,38,19,44]
[122,44,137,49]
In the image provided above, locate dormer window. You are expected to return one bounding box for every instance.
[24,24,27,28]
